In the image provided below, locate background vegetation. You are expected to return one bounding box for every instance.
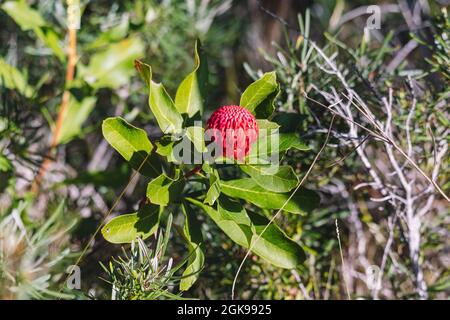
[0,0,448,300]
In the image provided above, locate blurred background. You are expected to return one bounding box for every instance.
[0,0,449,299]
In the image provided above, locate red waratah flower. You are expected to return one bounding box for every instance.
[206,105,259,160]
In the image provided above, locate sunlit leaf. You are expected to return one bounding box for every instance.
[240,71,279,118]
[180,203,204,291]
[102,117,161,177]
[101,204,161,244]
[1,1,46,31]
[204,168,221,205]
[146,170,185,206]
[187,196,305,268]
[81,37,144,89]
[186,126,206,152]
[0,57,33,97]
[135,60,183,134]
[240,165,298,193]
[57,95,97,144]
[220,178,319,214]
[175,40,208,117]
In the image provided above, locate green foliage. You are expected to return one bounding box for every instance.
[135,60,184,134]
[101,205,161,244]
[100,43,319,292]
[146,171,185,206]
[187,197,305,269]
[101,217,189,300]
[1,1,46,31]
[240,71,280,118]
[0,56,33,97]
[240,165,298,193]
[102,117,160,177]
[180,203,205,291]
[220,179,318,214]
[175,40,208,117]
[57,96,97,144]
[80,37,144,89]
[3,0,447,301]
[0,200,78,299]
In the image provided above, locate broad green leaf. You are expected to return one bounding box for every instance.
[102,117,161,177]
[1,1,46,31]
[253,83,280,119]
[155,136,177,162]
[81,37,144,89]
[146,170,184,206]
[247,132,309,162]
[57,95,97,144]
[0,57,33,97]
[246,209,306,268]
[186,126,206,152]
[240,72,279,118]
[189,197,252,248]
[135,60,183,134]
[175,40,208,117]
[187,197,305,268]
[256,119,280,130]
[101,204,161,244]
[180,203,205,291]
[149,82,183,133]
[278,133,309,151]
[221,178,319,214]
[204,168,221,205]
[240,165,298,193]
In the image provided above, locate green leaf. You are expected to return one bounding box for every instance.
[0,57,33,97]
[0,155,12,172]
[34,27,65,62]
[1,1,46,31]
[240,72,279,118]
[278,133,310,151]
[187,196,305,268]
[149,82,184,133]
[175,40,208,117]
[247,132,309,163]
[155,136,177,162]
[204,168,221,205]
[180,203,205,291]
[186,126,206,152]
[189,197,252,248]
[101,204,161,244]
[240,165,298,193]
[57,95,97,144]
[256,119,280,130]
[1,2,64,61]
[102,117,161,177]
[221,178,319,214]
[146,170,185,206]
[81,37,144,89]
[135,60,183,134]
[85,17,129,51]
[246,209,306,268]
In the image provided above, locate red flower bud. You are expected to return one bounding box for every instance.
[206,105,259,160]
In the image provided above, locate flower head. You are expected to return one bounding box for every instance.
[206,105,259,160]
